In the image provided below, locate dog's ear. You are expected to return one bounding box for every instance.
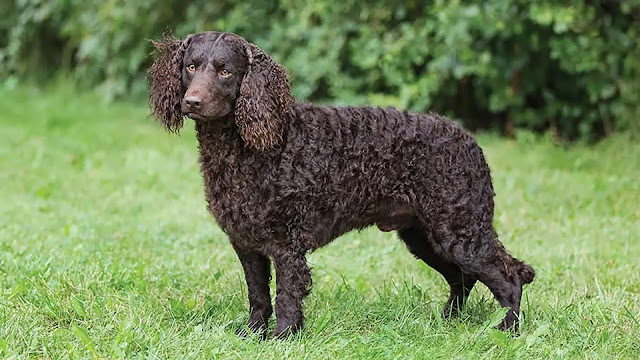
[235,43,294,151]
[148,34,193,132]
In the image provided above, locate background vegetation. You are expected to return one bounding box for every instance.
[1,0,639,140]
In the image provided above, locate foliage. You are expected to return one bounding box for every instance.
[1,0,638,139]
[1,85,639,357]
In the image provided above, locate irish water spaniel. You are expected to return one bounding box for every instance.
[148,31,535,338]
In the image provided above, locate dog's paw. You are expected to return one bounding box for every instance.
[272,323,301,339]
[236,322,268,341]
[496,310,520,335]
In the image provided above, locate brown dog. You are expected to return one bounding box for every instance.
[148,31,534,338]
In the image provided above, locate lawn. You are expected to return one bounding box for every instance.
[0,85,638,359]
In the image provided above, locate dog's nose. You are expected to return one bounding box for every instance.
[184,94,202,109]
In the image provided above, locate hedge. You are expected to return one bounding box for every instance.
[1,0,638,140]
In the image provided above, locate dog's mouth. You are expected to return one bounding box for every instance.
[185,112,210,121]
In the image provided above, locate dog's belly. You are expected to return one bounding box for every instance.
[301,197,419,251]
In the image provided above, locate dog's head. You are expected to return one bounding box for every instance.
[148,31,294,150]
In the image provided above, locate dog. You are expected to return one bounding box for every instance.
[148,31,534,338]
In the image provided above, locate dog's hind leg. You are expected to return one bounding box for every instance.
[435,226,534,333]
[398,227,477,318]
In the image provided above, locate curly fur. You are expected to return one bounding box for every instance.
[148,31,535,338]
[234,43,295,151]
[148,34,192,132]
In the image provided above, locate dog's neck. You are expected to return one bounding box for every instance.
[193,112,288,155]
[193,114,282,220]
[194,117,245,161]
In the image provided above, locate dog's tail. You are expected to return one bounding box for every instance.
[493,231,535,285]
[515,259,535,284]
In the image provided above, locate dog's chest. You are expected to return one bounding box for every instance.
[197,144,287,244]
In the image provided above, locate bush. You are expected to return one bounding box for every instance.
[1,0,638,140]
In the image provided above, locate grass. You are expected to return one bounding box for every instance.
[0,85,638,359]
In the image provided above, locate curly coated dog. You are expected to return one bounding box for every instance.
[148,31,535,338]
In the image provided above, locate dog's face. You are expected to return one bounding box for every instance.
[148,31,295,150]
[180,32,247,122]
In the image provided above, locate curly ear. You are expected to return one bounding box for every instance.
[235,43,294,151]
[148,34,192,132]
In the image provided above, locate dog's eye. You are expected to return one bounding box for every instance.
[187,64,196,72]
[219,68,231,77]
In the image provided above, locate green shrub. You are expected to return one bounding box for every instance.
[1,0,638,140]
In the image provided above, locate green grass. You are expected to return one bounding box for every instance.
[1,85,639,359]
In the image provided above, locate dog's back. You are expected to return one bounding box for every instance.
[277,103,494,242]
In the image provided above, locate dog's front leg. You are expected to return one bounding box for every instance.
[272,250,311,338]
[234,248,273,338]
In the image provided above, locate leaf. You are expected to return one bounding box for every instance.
[487,328,510,347]
[484,307,510,330]
[0,338,8,354]
[71,297,86,318]
[168,298,186,316]
[525,323,550,348]
[7,281,26,300]
[71,323,96,355]
[314,310,332,334]
[211,270,222,287]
